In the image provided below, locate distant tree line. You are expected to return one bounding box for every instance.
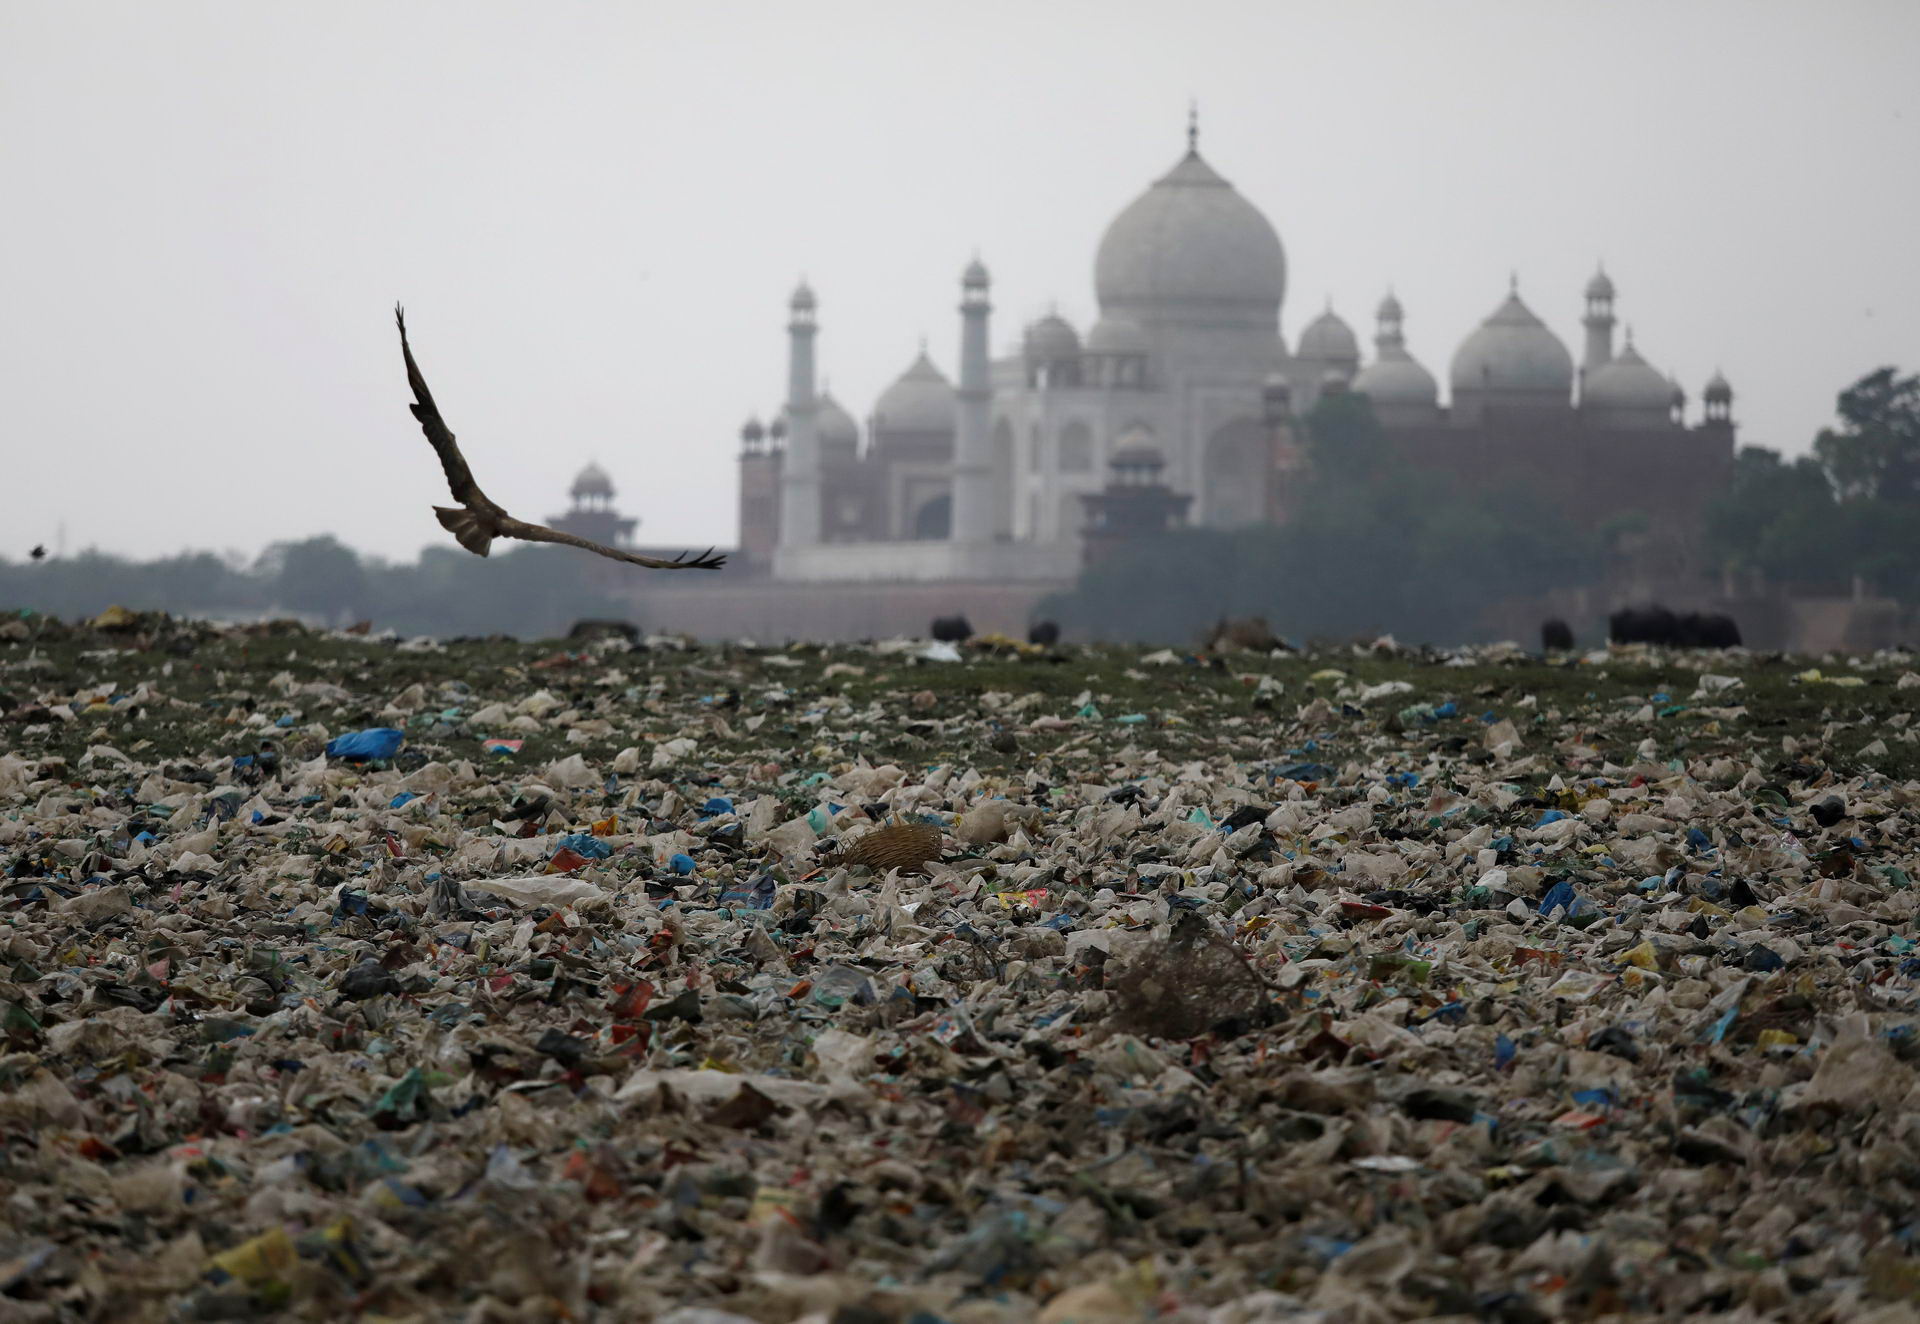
[1042,391,1604,646]
[0,538,629,638]
[1706,366,1920,599]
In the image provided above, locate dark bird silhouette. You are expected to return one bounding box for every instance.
[394,305,724,571]
[29,545,47,562]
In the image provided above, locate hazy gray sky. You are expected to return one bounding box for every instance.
[4,1,1917,563]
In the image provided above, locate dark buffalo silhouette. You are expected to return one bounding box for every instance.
[567,619,641,644]
[1027,620,1061,647]
[1676,612,1743,649]
[1610,604,1679,646]
[1540,618,1574,652]
[930,615,974,643]
[1611,604,1741,649]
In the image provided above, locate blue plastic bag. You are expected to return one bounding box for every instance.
[326,728,404,761]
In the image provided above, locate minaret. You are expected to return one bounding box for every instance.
[1703,369,1732,426]
[777,281,821,549]
[950,258,994,544]
[1375,291,1405,354]
[1582,266,1615,372]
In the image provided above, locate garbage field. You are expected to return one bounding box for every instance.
[4,609,1920,1322]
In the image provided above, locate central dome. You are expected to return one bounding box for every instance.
[1094,150,1285,325]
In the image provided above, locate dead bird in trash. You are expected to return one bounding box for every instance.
[395,305,725,571]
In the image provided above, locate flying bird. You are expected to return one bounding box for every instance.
[29,545,46,562]
[394,305,724,571]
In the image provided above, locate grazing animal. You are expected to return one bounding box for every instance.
[1203,616,1290,654]
[1540,618,1574,653]
[567,619,641,644]
[930,615,974,643]
[1611,604,1740,649]
[1609,604,1680,647]
[1027,620,1061,647]
[394,306,724,571]
[1677,612,1743,649]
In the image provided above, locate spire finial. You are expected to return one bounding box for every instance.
[1186,100,1198,154]
[1509,270,1519,295]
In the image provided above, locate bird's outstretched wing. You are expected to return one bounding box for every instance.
[395,303,724,571]
[395,304,489,509]
[493,515,727,570]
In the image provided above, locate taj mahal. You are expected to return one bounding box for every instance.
[711,118,1737,588]
[552,118,1741,636]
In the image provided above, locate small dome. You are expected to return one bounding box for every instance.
[570,462,613,499]
[767,415,787,442]
[1262,370,1292,395]
[790,280,816,311]
[1024,313,1081,363]
[815,390,859,451]
[1704,370,1732,403]
[1585,268,1615,300]
[1450,290,1574,397]
[1298,307,1360,365]
[1377,291,1404,321]
[1086,316,1149,356]
[872,351,956,434]
[1109,441,1166,470]
[740,416,765,443]
[1583,342,1672,411]
[1094,150,1285,322]
[1352,350,1439,408]
[962,257,990,288]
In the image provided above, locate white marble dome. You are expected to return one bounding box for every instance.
[1094,150,1285,322]
[872,351,956,434]
[1024,313,1081,362]
[815,391,860,451]
[1450,291,1574,398]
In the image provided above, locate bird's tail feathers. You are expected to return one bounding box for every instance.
[435,506,494,557]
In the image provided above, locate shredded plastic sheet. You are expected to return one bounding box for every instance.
[3,607,1920,1319]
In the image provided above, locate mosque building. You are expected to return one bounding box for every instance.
[725,117,1736,584]
[547,461,636,549]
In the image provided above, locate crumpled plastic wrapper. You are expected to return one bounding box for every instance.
[3,607,1920,1320]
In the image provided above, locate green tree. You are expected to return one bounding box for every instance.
[1813,367,1920,503]
[264,535,368,625]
